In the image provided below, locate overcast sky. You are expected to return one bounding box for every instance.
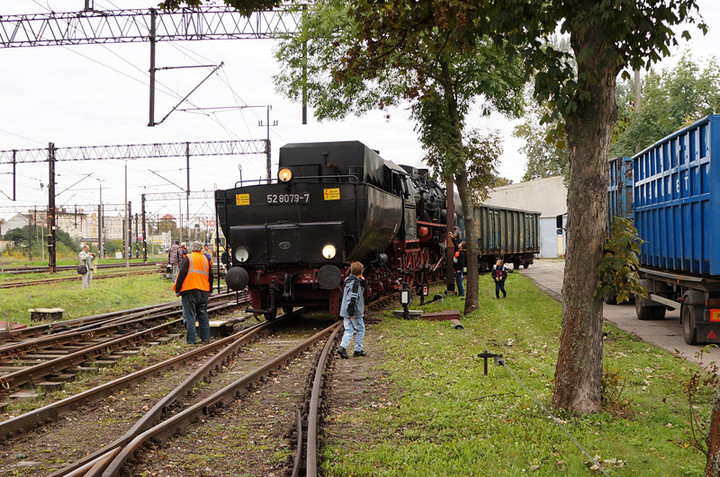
[0,0,718,223]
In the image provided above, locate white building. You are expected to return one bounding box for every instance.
[484,176,568,258]
[0,213,30,236]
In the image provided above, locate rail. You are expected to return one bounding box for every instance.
[0,298,242,391]
[46,318,279,476]
[93,320,337,476]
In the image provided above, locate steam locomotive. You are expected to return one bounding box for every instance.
[215,141,538,319]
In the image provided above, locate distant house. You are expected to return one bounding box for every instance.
[0,213,30,236]
[484,176,568,258]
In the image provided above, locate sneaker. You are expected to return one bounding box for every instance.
[354,350,367,357]
[337,346,349,359]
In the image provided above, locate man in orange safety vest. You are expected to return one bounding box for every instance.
[174,240,214,344]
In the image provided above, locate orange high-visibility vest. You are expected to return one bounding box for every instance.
[176,252,210,293]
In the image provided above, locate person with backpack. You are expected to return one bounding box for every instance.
[492,258,508,298]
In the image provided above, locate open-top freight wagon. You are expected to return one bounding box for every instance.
[609,114,720,344]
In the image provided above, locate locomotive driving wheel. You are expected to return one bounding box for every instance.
[264,308,278,321]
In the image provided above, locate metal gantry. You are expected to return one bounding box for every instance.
[0,139,267,164]
[0,139,265,272]
[0,7,300,48]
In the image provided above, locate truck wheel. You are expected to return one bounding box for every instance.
[682,305,698,345]
[635,295,652,320]
[282,306,294,315]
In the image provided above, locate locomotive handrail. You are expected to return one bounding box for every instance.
[233,174,359,188]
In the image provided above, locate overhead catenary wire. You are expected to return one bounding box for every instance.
[2,1,276,211]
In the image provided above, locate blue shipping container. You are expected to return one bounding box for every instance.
[633,114,720,275]
[608,156,633,225]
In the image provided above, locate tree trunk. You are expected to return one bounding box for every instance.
[551,27,617,413]
[706,385,720,476]
[456,167,479,313]
[439,58,479,313]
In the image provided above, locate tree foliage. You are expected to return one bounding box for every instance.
[513,98,569,182]
[274,0,526,314]
[611,53,720,157]
[159,0,279,16]
[595,217,645,304]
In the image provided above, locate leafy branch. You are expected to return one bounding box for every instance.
[595,217,645,303]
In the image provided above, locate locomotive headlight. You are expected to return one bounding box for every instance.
[278,167,293,183]
[321,243,337,259]
[235,247,250,263]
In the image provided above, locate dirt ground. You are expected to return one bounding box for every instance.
[321,319,395,474]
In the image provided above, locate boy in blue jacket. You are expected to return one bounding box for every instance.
[338,261,366,358]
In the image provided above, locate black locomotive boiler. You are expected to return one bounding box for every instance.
[215,141,448,319]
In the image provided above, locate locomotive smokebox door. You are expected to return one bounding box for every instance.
[269,225,300,263]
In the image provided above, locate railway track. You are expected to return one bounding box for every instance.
[0,312,342,476]
[0,292,248,399]
[0,268,158,289]
[0,262,164,275]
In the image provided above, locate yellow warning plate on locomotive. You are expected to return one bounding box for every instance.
[235,193,250,206]
[323,188,341,200]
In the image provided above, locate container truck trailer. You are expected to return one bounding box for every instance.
[609,115,720,345]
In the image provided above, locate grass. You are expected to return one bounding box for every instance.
[1,274,178,325]
[323,272,710,476]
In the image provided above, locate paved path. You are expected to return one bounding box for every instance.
[519,259,720,366]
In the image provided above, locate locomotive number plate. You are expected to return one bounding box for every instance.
[266,193,311,205]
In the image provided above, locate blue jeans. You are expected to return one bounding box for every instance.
[455,271,465,296]
[340,316,365,352]
[181,290,210,343]
[495,280,506,298]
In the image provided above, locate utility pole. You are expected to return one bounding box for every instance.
[142,193,147,262]
[148,8,156,127]
[98,181,104,259]
[634,69,642,154]
[124,161,129,268]
[258,106,277,183]
[128,201,133,261]
[48,142,57,273]
[28,210,33,261]
[186,142,191,242]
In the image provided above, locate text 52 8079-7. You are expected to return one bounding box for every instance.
[266,193,311,204]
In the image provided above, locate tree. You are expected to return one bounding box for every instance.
[488,0,704,414]
[513,99,569,182]
[160,0,705,417]
[274,0,525,314]
[611,53,720,157]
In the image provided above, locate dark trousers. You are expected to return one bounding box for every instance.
[181,289,210,343]
[495,280,506,298]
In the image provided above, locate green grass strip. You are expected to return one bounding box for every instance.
[323,272,709,476]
